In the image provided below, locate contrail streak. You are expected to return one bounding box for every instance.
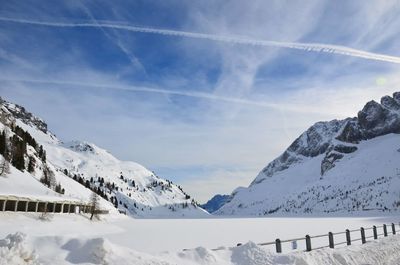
[0,77,334,115]
[1,17,400,64]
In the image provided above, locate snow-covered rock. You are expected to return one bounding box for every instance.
[217,92,400,216]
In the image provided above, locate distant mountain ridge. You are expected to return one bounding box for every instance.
[201,194,230,213]
[0,97,208,218]
[217,92,400,216]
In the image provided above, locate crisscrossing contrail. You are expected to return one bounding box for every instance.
[0,77,338,115]
[1,16,400,64]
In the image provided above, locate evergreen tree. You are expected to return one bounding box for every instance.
[55,184,61,193]
[55,183,65,194]
[27,156,35,173]
[0,157,10,176]
[38,145,43,158]
[0,131,6,156]
[40,165,56,188]
[41,150,46,163]
[89,192,100,220]
[38,145,46,162]
[11,135,26,171]
[40,167,49,186]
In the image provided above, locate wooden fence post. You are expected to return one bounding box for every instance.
[275,239,282,253]
[373,226,378,239]
[392,223,396,235]
[328,232,334,249]
[360,227,366,244]
[346,229,351,245]
[383,224,388,237]
[305,235,312,252]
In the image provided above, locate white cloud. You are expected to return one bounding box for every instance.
[1,0,400,202]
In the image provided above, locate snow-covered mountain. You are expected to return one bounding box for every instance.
[201,194,230,213]
[217,92,400,216]
[0,97,208,218]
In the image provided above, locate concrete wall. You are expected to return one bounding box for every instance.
[0,197,95,215]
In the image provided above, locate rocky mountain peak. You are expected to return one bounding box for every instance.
[358,100,386,129]
[0,97,48,133]
[393,92,400,104]
[64,141,98,154]
[338,92,400,144]
[381,95,400,110]
[253,92,400,185]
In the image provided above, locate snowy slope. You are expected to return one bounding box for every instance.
[0,97,207,218]
[217,92,400,216]
[0,160,70,202]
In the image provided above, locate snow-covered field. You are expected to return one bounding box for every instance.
[1,213,399,264]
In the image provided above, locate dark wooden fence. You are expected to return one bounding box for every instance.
[235,222,398,253]
[185,222,399,253]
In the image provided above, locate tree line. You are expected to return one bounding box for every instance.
[0,121,64,195]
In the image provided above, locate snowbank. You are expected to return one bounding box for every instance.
[0,233,39,265]
[1,214,400,265]
[1,231,400,265]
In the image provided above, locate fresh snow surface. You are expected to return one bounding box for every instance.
[218,133,400,216]
[0,163,72,203]
[0,213,400,265]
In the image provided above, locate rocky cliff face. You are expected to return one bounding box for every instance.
[253,92,400,186]
[337,92,400,143]
[218,92,400,216]
[0,97,48,133]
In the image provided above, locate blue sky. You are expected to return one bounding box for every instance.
[1,1,400,202]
